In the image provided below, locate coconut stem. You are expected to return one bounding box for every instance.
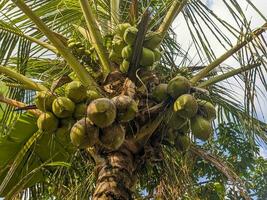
[79,0,112,78]
[0,66,47,91]
[93,148,135,200]
[190,23,267,85]
[198,62,261,88]
[157,0,188,42]
[12,0,98,89]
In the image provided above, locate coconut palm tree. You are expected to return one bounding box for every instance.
[0,0,266,199]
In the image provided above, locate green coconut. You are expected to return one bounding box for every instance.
[175,135,191,152]
[152,83,168,102]
[65,81,87,103]
[174,94,198,118]
[153,48,162,62]
[112,95,138,122]
[115,23,131,38]
[87,98,117,128]
[165,111,188,130]
[52,97,75,118]
[178,121,190,134]
[55,126,75,152]
[109,49,123,64]
[190,115,213,141]
[112,37,126,54]
[70,118,99,148]
[140,48,155,67]
[123,26,138,45]
[167,76,191,99]
[197,100,216,120]
[120,59,130,73]
[74,103,87,120]
[37,112,58,132]
[100,123,125,150]
[87,90,103,102]
[35,91,56,112]
[121,45,133,60]
[144,32,162,49]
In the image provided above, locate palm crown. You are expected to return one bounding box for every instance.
[0,0,266,199]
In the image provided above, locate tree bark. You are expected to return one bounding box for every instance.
[93,147,136,200]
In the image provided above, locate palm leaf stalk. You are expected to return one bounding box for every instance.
[110,0,120,28]
[11,0,99,89]
[0,66,47,91]
[79,0,112,77]
[190,23,267,84]
[198,62,262,88]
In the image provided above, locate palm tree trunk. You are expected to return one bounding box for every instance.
[93,147,136,200]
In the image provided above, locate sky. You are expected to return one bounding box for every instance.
[173,0,267,158]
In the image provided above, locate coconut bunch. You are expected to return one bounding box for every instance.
[108,23,162,73]
[35,81,139,151]
[152,75,216,148]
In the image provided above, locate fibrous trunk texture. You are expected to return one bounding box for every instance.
[93,147,135,200]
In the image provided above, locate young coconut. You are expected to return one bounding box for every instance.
[37,112,58,132]
[74,103,87,120]
[87,90,103,102]
[99,123,125,150]
[174,94,198,118]
[65,81,87,103]
[109,49,123,64]
[112,37,125,54]
[35,91,56,112]
[115,23,131,38]
[152,83,168,102]
[197,100,216,120]
[120,59,130,73]
[87,98,117,128]
[121,45,133,60]
[190,115,213,141]
[112,95,138,122]
[140,48,155,67]
[175,135,191,152]
[167,76,191,99]
[70,118,99,148]
[52,97,75,118]
[165,111,188,130]
[123,26,138,45]
[143,32,162,49]
[153,49,162,62]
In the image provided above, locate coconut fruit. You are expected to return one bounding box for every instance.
[87,98,116,128]
[112,95,138,122]
[154,49,162,62]
[174,94,198,118]
[70,118,99,148]
[112,37,125,54]
[167,76,191,99]
[99,123,125,150]
[87,90,103,102]
[37,112,58,132]
[109,49,122,64]
[165,111,188,130]
[35,91,56,112]
[120,59,130,73]
[121,45,133,60]
[190,115,213,141]
[74,103,87,120]
[144,32,162,49]
[115,23,131,38]
[140,48,155,67]
[175,135,191,152]
[197,100,216,120]
[52,97,75,118]
[65,81,87,103]
[152,83,168,102]
[178,121,190,134]
[123,26,138,45]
